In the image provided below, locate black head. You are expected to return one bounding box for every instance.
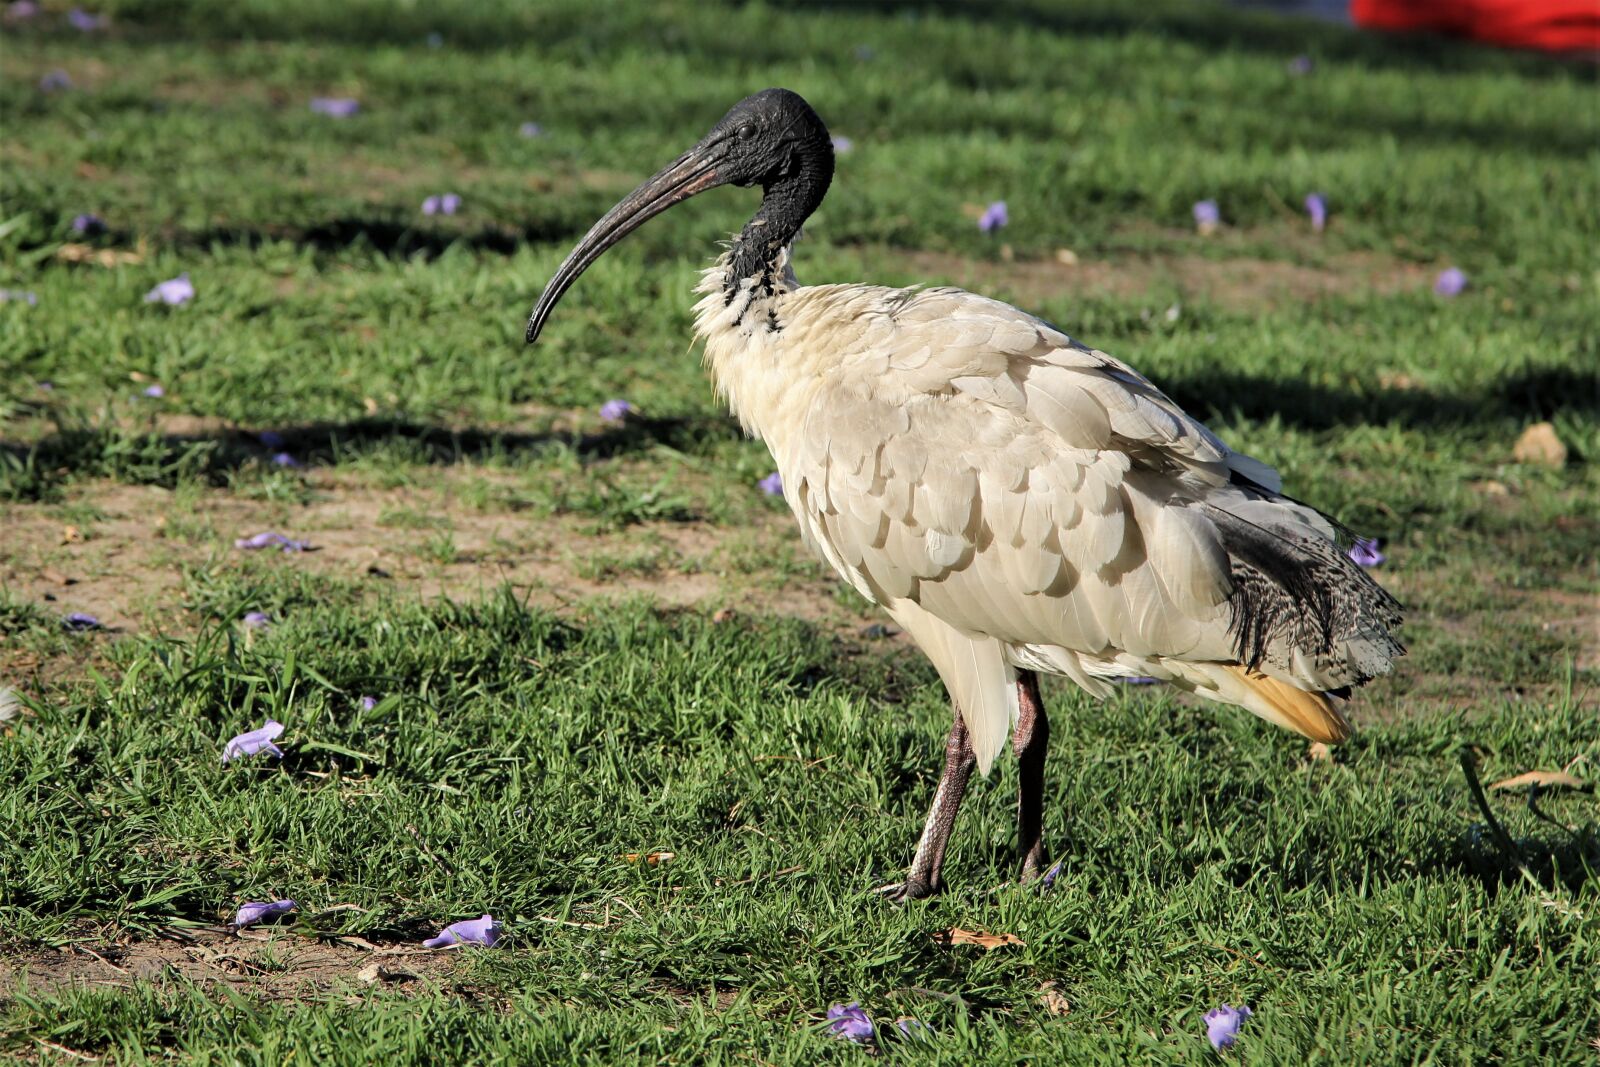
[525,88,833,344]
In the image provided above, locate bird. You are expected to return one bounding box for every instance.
[525,88,1403,900]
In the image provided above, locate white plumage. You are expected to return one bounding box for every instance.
[696,253,1398,775]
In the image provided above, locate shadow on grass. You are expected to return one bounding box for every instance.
[2,363,1596,501]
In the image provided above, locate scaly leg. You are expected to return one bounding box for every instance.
[879,704,976,902]
[1014,670,1050,882]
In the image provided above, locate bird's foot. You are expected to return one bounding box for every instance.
[1018,849,1049,886]
[873,876,940,903]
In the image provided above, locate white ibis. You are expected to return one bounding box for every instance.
[526,89,1403,900]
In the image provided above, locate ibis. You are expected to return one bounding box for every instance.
[525,89,1403,900]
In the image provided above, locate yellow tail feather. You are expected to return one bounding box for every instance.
[1220,665,1352,744]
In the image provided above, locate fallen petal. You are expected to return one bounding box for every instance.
[758,471,783,496]
[1433,267,1467,296]
[144,273,194,306]
[242,611,273,630]
[233,899,296,928]
[977,200,1008,233]
[71,213,105,235]
[1204,1004,1252,1050]
[424,913,502,948]
[309,97,359,118]
[234,531,311,552]
[1304,192,1327,232]
[1193,199,1220,235]
[142,384,165,398]
[1,290,39,306]
[223,719,285,762]
[825,1002,874,1043]
[63,612,100,631]
[519,121,543,138]
[598,398,633,422]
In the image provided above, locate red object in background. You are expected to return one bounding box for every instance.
[1352,0,1600,53]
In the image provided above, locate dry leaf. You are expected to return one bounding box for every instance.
[1489,770,1591,793]
[1308,741,1332,762]
[57,241,145,267]
[357,961,419,984]
[40,568,76,586]
[337,935,378,951]
[1512,422,1567,468]
[61,525,82,544]
[712,608,735,624]
[1039,981,1070,1016]
[1054,248,1079,266]
[623,851,675,866]
[1471,479,1511,498]
[363,396,380,415]
[941,927,1024,950]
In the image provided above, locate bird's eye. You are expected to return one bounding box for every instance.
[736,124,756,141]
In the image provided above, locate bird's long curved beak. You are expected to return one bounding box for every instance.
[525,147,727,344]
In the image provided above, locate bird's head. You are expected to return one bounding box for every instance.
[525,88,832,344]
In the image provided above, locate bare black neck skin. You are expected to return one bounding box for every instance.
[723,130,833,305]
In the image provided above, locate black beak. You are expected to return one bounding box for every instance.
[525,145,728,344]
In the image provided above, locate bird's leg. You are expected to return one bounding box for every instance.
[880,705,976,902]
[1014,670,1050,883]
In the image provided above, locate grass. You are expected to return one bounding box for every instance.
[2,0,1598,1062]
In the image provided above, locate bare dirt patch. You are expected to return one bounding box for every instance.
[904,244,1433,313]
[0,472,866,644]
[0,927,462,1001]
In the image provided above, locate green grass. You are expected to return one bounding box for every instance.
[2,0,1598,1062]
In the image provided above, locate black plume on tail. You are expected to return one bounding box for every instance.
[1205,506,1404,685]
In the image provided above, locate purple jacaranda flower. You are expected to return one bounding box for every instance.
[425,32,442,48]
[242,611,272,629]
[598,398,633,422]
[233,899,296,928]
[853,45,875,61]
[977,200,1008,233]
[360,696,378,711]
[758,471,783,496]
[1434,267,1467,297]
[71,213,104,235]
[1119,676,1160,685]
[1041,859,1064,888]
[0,290,39,306]
[257,430,286,448]
[223,719,285,762]
[144,272,194,306]
[1204,1004,1252,1050]
[37,381,53,390]
[6,2,40,20]
[519,121,543,138]
[1348,538,1386,567]
[310,97,359,117]
[1304,193,1327,232]
[234,531,311,552]
[63,612,100,631]
[424,914,502,948]
[39,69,71,92]
[142,384,165,398]
[422,193,461,216]
[831,135,853,154]
[1193,200,1220,234]
[270,452,300,468]
[826,1003,874,1044]
[1288,54,1314,76]
[67,7,104,31]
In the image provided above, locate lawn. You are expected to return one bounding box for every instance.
[2,0,1598,1062]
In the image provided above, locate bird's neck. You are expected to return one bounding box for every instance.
[722,146,830,304]
[692,241,804,444]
